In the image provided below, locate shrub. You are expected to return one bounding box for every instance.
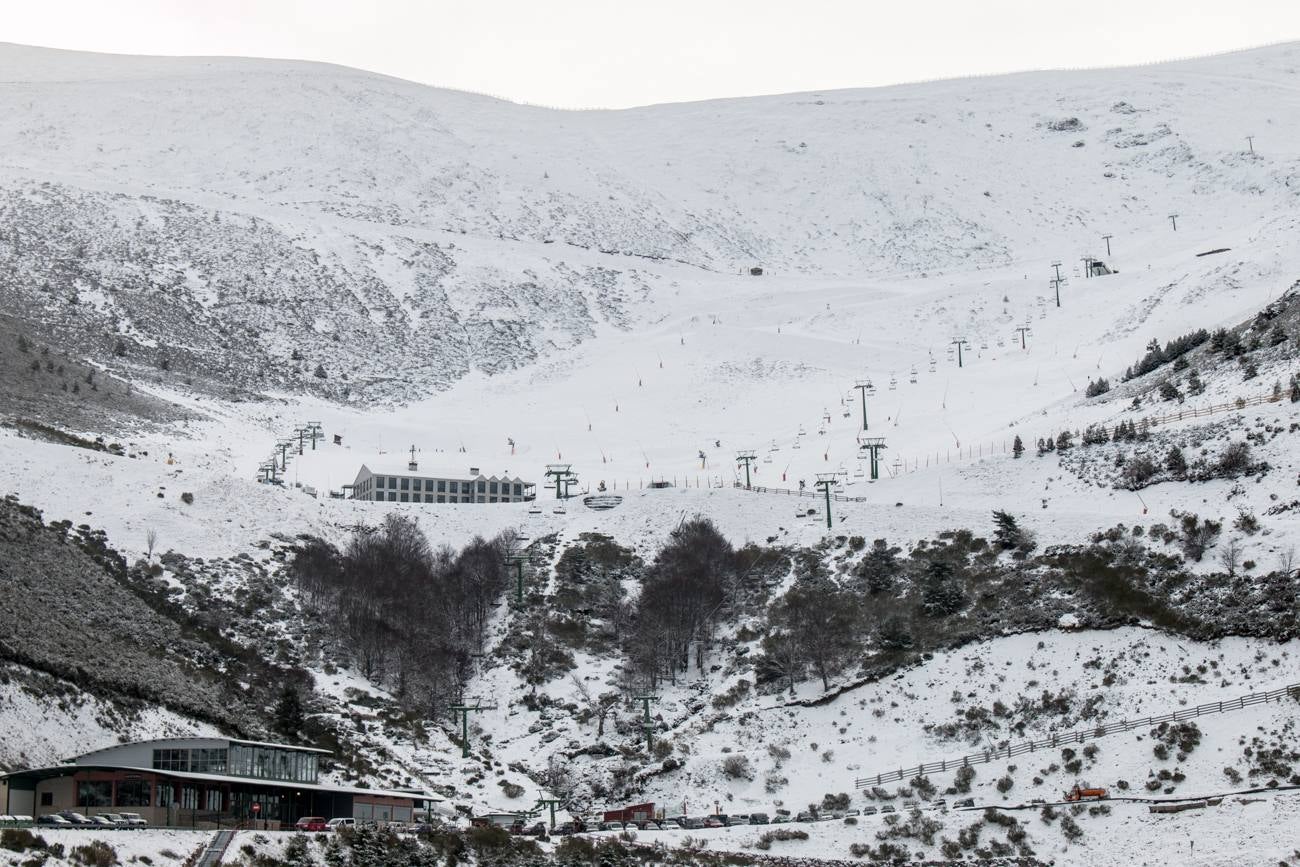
[1059,815,1084,842]
[996,775,1014,793]
[71,840,118,867]
[1,830,48,853]
[180,492,194,505]
[954,764,976,793]
[721,755,753,780]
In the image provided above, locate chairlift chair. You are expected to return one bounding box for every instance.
[553,504,567,515]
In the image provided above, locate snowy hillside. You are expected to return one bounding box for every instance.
[1,40,1300,866]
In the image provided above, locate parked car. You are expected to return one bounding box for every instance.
[703,816,724,828]
[844,809,861,817]
[88,816,117,828]
[770,814,789,824]
[861,806,878,816]
[680,816,704,829]
[326,818,356,831]
[58,812,93,826]
[795,811,815,823]
[748,813,770,825]
[726,815,747,827]
[828,811,844,820]
[930,800,947,812]
[520,822,547,836]
[37,815,73,826]
[879,805,896,814]
[100,814,128,826]
[118,812,147,827]
[295,817,329,832]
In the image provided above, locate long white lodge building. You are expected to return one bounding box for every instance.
[350,457,534,504]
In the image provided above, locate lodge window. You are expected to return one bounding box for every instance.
[374,476,385,488]
[476,481,486,493]
[180,786,198,810]
[191,748,228,774]
[78,781,113,807]
[40,793,53,807]
[400,478,409,490]
[155,782,175,808]
[387,492,396,501]
[436,495,445,503]
[437,480,446,492]
[489,482,498,495]
[205,789,222,811]
[152,748,188,772]
[424,494,434,503]
[115,780,150,807]
[400,493,409,502]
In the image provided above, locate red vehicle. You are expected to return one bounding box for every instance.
[295,816,329,832]
[1064,785,1107,802]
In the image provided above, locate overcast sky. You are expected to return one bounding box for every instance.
[7,0,1300,108]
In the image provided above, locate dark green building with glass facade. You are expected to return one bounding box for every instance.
[0,737,432,828]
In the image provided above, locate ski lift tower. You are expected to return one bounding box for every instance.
[853,379,875,431]
[305,421,323,450]
[448,700,499,758]
[632,692,660,750]
[735,450,758,488]
[545,464,575,499]
[859,437,887,481]
[950,338,971,368]
[505,536,531,605]
[1014,326,1031,349]
[814,473,838,530]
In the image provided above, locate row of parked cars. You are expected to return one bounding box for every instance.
[28,812,149,828]
[544,800,974,837]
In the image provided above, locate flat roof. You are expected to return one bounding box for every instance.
[73,737,332,762]
[1,765,438,802]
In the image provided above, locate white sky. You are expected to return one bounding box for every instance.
[7,0,1300,108]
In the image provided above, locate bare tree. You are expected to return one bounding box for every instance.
[1218,538,1242,577]
[1278,547,1296,579]
[145,528,158,561]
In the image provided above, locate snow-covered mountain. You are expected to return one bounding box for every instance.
[2,42,1298,404]
[2,41,1300,866]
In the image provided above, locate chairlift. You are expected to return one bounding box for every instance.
[797,426,807,436]
[762,455,773,463]
[980,340,989,350]
[841,409,851,418]
[528,504,543,515]
[817,427,826,435]
[553,504,567,515]
[888,375,897,390]
[792,441,802,450]
[997,337,1005,347]
[853,467,865,478]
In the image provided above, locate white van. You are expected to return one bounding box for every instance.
[326,817,356,831]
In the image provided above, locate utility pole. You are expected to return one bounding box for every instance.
[735,450,757,488]
[1168,214,1179,231]
[544,464,575,499]
[1014,326,1031,349]
[1051,262,1063,283]
[1081,256,1092,279]
[1101,235,1113,257]
[852,379,874,431]
[950,338,970,368]
[859,438,886,481]
[534,798,564,830]
[448,701,498,758]
[1050,277,1064,308]
[633,693,659,750]
[1246,135,1254,154]
[814,473,837,529]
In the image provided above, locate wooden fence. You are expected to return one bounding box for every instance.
[854,682,1300,788]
